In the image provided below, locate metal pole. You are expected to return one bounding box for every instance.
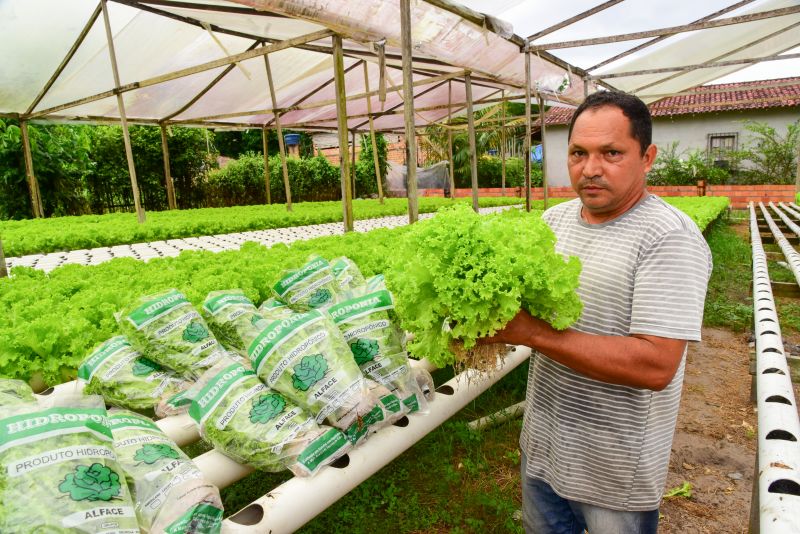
[447,80,455,198]
[539,96,549,210]
[333,35,354,232]
[363,62,385,203]
[524,50,532,212]
[465,73,479,213]
[400,0,418,223]
[501,89,506,196]
[19,120,44,218]
[160,124,177,210]
[264,55,292,211]
[101,0,145,223]
[262,127,271,204]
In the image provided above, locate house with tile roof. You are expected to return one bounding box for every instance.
[542,77,800,187]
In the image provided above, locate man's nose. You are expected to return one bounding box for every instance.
[582,152,603,178]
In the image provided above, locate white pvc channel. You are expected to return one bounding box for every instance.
[33,352,533,532]
[749,202,800,533]
[222,346,531,533]
[763,203,800,288]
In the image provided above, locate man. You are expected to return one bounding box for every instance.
[484,91,712,533]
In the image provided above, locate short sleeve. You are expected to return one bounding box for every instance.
[629,230,712,341]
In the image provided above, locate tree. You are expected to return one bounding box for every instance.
[735,120,800,185]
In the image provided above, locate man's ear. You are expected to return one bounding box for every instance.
[642,144,657,173]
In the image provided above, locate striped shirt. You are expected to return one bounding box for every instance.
[520,193,712,511]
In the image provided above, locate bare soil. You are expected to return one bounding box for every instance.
[659,327,800,533]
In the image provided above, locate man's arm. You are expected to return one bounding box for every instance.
[482,309,686,391]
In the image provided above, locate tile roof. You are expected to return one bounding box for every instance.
[544,77,800,126]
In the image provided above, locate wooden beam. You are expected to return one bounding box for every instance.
[501,89,506,195]
[527,6,800,50]
[351,130,357,198]
[363,62,384,204]
[29,29,335,119]
[261,127,271,204]
[127,0,288,17]
[526,0,624,42]
[160,124,176,210]
[401,0,418,224]
[169,69,466,125]
[524,52,532,212]
[585,0,756,72]
[377,41,387,103]
[539,96,548,210]
[0,239,7,278]
[333,35,354,232]
[591,52,800,81]
[772,281,800,299]
[19,121,44,219]
[631,17,800,94]
[102,0,145,223]
[465,73,479,212]
[264,55,292,212]
[447,80,455,198]
[26,3,102,115]
[164,41,261,121]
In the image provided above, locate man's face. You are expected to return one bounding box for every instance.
[567,106,657,223]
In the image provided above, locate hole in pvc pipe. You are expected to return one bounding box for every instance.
[228,503,264,525]
[761,330,778,336]
[393,416,409,427]
[759,317,776,322]
[768,480,800,496]
[436,385,455,395]
[330,454,350,468]
[766,395,792,405]
[763,348,783,354]
[763,368,786,375]
[38,387,54,396]
[758,307,772,312]
[757,297,771,302]
[766,429,797,442]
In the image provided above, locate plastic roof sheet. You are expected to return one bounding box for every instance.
[0,0,585,132]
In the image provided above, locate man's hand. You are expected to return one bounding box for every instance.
[478,308,687,391]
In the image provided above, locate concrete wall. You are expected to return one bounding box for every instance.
[544,108,798,187]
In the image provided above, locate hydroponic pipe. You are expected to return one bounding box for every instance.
[763,203,800,288]
[221,346,532,534]
[749,203,800,533]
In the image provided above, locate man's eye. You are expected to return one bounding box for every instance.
[570,150,585,157]
[607,150,621,157]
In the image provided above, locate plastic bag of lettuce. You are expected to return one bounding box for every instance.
[202,290,269,360]
[246,309,402,442]
[0,395,140,533]
[79,335,193,418]
[108,409,223,533]
[0,378,35,406]
[118,289,227,380]
[258,297,294,321]
[328,287,429,414]
[188,360,351,476]
[272,256,341,312]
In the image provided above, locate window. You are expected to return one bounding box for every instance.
[707,133,737,168]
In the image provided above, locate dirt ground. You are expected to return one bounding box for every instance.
[659,327,800,533]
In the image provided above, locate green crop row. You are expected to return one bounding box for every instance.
[662,196,730,231]
[0,197,728,388]
[0,197,526,257]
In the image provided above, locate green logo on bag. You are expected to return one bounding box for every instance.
[58,463,122,502]
[183,321,209,343]
[351,338,379,366]
[131,356,162,377]
[308,288,332,308]
[249,393,286,424]
[292,354,328,391]
[133,443,180,465]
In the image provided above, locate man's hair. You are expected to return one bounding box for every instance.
[567,91,652,155]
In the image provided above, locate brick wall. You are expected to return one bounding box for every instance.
[318,141,407,166]
[408,184,796,209]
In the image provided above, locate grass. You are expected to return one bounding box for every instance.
[211,362,531,533]
[702,219,754,332]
